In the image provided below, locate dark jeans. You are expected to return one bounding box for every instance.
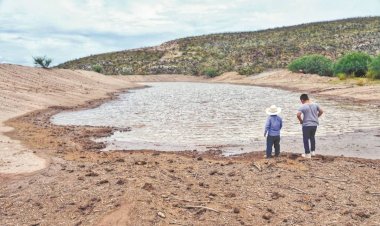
[266,135,280,158]
[302,126,317,154]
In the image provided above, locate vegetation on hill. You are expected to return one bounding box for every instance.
[333,52,373,77]
[58,17,380,76]
[288,51,380,79]
[368,55,380,79]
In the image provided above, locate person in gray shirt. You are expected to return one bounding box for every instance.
[297,94,324,158]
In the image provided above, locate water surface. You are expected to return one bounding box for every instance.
[51,82,380,157]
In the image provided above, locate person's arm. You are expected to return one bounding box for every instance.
[297,111,303,124]
[264,117,270,137]
[318,106,324,117]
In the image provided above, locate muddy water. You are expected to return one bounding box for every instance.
[51,82,380,158]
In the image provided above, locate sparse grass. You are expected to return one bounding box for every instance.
[356,78,366,86]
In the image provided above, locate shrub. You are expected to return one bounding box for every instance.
[288,54,333,76]
[238,66,255,75]
[334,52,372,77]
[367,55,380,79]
[336,73,346,80]
[356,78,365,86]
[202,67,220,77]
[33,56,52,68]
[92,64,103,73]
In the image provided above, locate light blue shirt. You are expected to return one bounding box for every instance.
[264,115,282,136]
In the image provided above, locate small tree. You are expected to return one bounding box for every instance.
[334,52,372,77]
[33,56,52,68]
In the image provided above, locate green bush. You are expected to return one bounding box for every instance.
[238,66,255,75]
[92,64,103,73]
[202,67,220,77]
[33,56,52,68]
[334,52,372,77]
[367,55,380,79]
[288,54,333,76]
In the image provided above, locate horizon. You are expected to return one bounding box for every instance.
[0,0,379,66]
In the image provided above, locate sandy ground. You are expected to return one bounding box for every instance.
[0,64,142,174]
[0,65,379,225]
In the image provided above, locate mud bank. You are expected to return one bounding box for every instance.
[2,107,380,225]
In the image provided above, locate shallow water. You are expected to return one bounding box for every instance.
[51,82,380,157]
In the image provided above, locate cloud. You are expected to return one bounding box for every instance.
[0,0,379,66]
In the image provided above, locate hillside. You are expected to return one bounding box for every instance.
[58,17,380,75]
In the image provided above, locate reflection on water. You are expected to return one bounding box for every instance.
[51,82,380,153]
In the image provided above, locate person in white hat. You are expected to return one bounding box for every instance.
[264,105,283,158]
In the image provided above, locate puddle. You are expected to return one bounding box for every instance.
[51,82,380,158]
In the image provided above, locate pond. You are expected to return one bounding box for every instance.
[51,82,380,158]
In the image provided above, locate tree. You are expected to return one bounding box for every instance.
[33,56,52,69]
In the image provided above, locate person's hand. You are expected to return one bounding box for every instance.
[264,133,266,137]
[299,120,303,124]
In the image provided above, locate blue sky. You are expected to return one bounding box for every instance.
[0,0,379,66]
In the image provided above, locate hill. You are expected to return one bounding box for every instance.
[58,17,380,75]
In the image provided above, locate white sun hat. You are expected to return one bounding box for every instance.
[265,105,282,115]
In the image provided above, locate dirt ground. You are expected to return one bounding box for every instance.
[0,65,379,225]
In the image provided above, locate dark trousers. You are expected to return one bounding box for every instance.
[302,126,317,154]
[266,135,280,158]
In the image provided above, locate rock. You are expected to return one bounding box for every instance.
[96,180,109,185]
[233,207,240,213]
[209,170,218,175]
[115,158,125,163]
[227,172,236,177]
[355,211,371,218]
[85,171,99,177]
[116,179,126,185]
[225,192,236,198]
[135,161,147,165]
[271,192,285,200]
[301,204,313,211]
[198,182,209,188]
[262,213,272,220]
[142,183,154,191]
[157,212,166,218]
[197,156,203,161]
[267,208,275,214]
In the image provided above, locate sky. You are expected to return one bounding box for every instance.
[0,0,379,66]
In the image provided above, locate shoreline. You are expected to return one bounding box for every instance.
[2,68,380,176]
[1,66,380,225]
